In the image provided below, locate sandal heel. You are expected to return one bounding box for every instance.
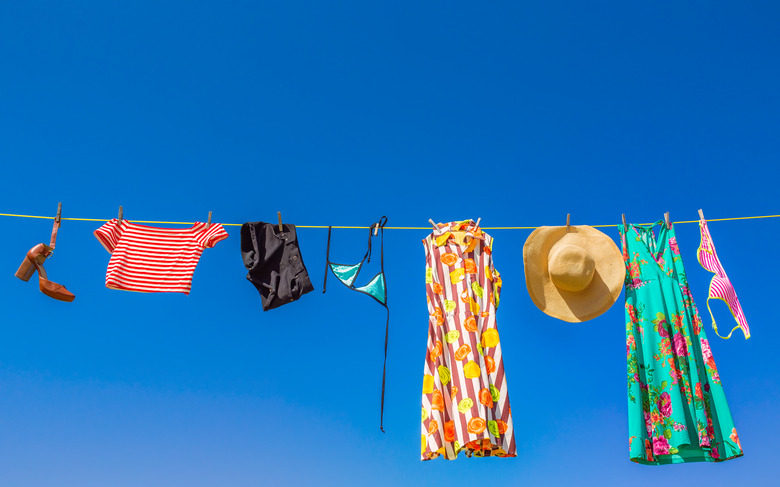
[14,256,35,281]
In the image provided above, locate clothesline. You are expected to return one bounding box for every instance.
[0,211,778,229]
[2,206,759,458]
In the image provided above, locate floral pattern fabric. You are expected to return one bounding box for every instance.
[621,220,743,465]
[421,220,515,460]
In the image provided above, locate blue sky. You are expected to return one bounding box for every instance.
[1,1,778,485]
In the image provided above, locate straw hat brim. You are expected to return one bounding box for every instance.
[523,225,624,322]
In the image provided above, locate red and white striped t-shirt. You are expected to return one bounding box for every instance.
[94,219,229,294]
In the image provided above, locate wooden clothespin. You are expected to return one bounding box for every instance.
[48,202,63,253]
[206,211,212,226]
[118,206,123,225]
[428,219,438,231]
[566,214,570,232]
[277,211,284,232]
[622,213,627,228]
[372,216,388,236]
[664,212,671,229]
[698,208,705,220]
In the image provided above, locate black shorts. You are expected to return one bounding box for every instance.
[240,221,314,311]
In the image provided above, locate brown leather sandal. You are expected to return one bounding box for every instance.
[14,211,75,302]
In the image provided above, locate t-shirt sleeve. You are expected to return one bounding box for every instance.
[94,219,125,254]
[197,223,229,249]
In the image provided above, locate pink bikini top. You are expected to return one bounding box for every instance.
[697,217,750,339]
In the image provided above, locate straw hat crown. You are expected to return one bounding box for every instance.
[523,225,623,322]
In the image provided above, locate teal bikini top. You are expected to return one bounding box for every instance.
[322,216,389,431]
[323,216,388,305]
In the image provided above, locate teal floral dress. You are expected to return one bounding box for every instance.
[620,220,743,465]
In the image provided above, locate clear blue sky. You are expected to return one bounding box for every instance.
[1,1,778,485]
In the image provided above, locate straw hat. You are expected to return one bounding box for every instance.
[523,225,624,322]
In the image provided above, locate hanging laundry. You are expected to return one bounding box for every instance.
[420,220,515,460]
[323,217,388,306]
[620,218,743,464]
[240,220,314,310]
[94,219,228,294]
[697,217,750,339]
[323,216,389,431]
[523,225,623,322]
[15,206,75,302]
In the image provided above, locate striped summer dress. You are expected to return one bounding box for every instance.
[94,219,228,294]
[421,220,515,460]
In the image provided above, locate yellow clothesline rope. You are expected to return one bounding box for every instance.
[0,212,778,230]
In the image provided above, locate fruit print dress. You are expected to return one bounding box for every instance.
[621,220,743,465]
[421,220,515,460]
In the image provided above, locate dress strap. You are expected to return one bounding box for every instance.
[619,219,629,262]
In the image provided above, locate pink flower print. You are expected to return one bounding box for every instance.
[681,285,693,299]
[669,364,682,385]
[704,347,719,381]
[628,262,641,278]
[669,236,680,255]
[730,428,742,450]
[657,320,670,338]
[658,392,673,417]
[626,304,638,324]
[626,334,636,359]
[700,338,713,362]
[699,430,711,447]
[692,314,702,334]
[673,333,688,357]
[653,436,670,455]
[673,423,686,432]
[634,373,640,383]
[643,411,653,436]
[710,446,721,460]
[655,255,665,268]
[628,278,645,290]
